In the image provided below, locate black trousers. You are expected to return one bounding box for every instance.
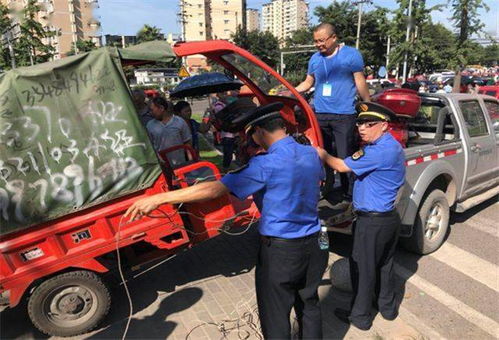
[349,213,400,329]
[256,233,328,339]
[316,113,357,196]
[221,137,236,169]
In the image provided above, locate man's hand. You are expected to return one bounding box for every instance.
[315,146,329,162]
[315,146,352,173]
[124,195,166,221]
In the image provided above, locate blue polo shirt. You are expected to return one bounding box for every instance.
[221,136,325,238]
[307,45,364,114]
[344,133,405,212]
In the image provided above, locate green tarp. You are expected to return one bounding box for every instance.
[0,43,175,236]
[118,40,176,63]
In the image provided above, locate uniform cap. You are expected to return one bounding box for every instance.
[231,102,284,135]
[355,102,397,122]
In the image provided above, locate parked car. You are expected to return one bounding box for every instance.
[478,85,499,99]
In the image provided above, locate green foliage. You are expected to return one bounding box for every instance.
[480,44,498,66]
[0,3,13,71]
[314,1,357,45]
[13,0,56,67]
[136,24,164,43]
[231,26,280,68]
[282,28,314,85]
[450,0,489,46]
[313,2,392,69]
[66,39,97,56]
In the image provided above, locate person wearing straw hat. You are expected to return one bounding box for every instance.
[125,102,328,339]
[316,102,405,331]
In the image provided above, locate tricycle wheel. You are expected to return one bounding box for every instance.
[402,189,449,255]
[28,270,110,337]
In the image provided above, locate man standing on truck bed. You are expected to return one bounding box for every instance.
[296,23,370,202]
[125,103,328,339]
[316,102,405,330]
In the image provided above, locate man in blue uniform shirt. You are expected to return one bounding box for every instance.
[296,23,370,201]
[316,102,405,330]
[126,103,329,339]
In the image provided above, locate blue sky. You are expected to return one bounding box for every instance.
[97,0,498,38]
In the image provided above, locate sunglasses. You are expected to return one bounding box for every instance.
[356,121,383,128]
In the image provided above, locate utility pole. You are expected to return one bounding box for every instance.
[402,0,413,84]
[354,0,371,50]
[178,0,187,41]
[385,35,390,79]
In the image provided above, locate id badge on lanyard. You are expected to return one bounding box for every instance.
[321,47,340,97]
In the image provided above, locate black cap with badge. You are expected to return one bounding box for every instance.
[355,102,397,122]
[231,102,284,136]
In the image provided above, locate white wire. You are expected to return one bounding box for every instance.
[116,215,133,340]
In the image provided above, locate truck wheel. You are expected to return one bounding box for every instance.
[28,270,110,337]
[402,189,450,255]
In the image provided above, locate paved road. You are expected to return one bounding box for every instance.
[1,197,498,339]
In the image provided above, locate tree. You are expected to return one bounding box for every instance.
[13,0,55,66]
[136,24,163,43]
[481,43,498,67]
[417,23,457,72]
[231,27,280,68]
[66,39,97,56]
[387,0,444,78]
[0,3,13,70]
[314,2,391,72]
[281,28,313,85]
[449,0,489,91]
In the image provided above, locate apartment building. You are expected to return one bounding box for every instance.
[181,0,245,41]
[1,0,101,59]
[181,0,245,72]
[246,8,259,32]
[262,0,308,42]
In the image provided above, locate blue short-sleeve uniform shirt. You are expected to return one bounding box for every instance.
[344,133,406,212]
[221,136,325,238]
[307,45,364,114]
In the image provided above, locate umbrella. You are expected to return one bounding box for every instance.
[170,72,243,98]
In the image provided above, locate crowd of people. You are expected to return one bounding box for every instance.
[126,21,407,339]
[131,88,240,172]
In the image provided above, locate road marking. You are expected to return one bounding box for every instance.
[395,263,499,339]
[457,215,498,237]
[430,242,499,292]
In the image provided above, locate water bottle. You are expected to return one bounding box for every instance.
[318,226,329,250]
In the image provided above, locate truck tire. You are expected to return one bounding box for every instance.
[28,270,110,337]
[402,189,450,255]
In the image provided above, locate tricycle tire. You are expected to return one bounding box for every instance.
[402,189,449,255]
[27,270,110,337]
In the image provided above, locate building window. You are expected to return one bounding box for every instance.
[224,19,229,24]
[224,10,229,15]
[223,0,228,5]
[198,4,202,8]
[199,31,203,36]
[199,22,203,27]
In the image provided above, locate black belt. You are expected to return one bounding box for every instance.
[355,209,396,217]
[261,232,319,243]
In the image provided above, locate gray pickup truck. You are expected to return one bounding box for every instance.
[322,93,499,255]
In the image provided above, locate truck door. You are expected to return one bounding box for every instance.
[457,99,498,196]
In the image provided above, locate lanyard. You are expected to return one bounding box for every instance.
[322,45,341,84]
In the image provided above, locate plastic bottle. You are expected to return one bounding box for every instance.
[318,226,329,250]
